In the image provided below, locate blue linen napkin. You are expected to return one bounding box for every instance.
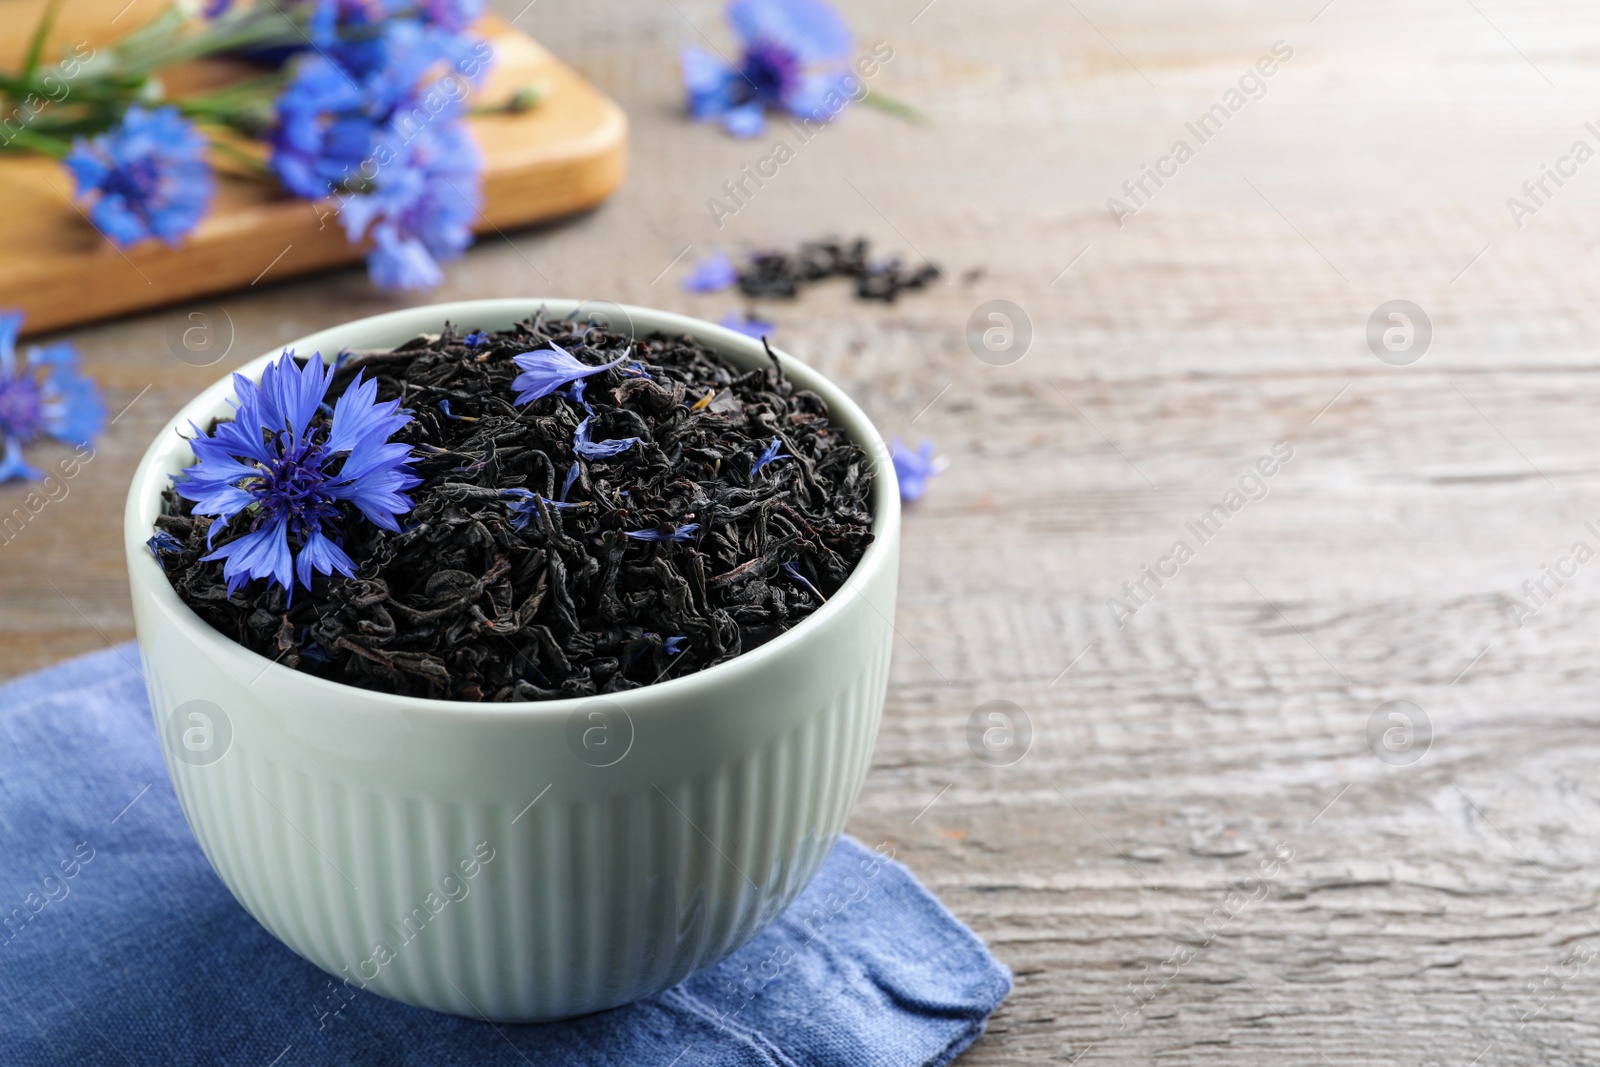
[0,645,1010,1066]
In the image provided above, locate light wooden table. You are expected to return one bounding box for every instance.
[7,0,1600,1062]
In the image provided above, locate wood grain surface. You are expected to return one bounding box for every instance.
[6,0,1600,1063]
[0,0,626,335]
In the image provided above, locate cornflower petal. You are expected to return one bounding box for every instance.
[720,312,775,338]
[728,0,853,62]
[782,560,827,601]
[511,344,628,406]
[0,439,42,484]
[681,45,740,120]
[720,102,768,138]
[500,488,581,531]
[204,516,294,598]
[367,228,445,291]
[147,530,185,570]
[296,527,358,589]
[751,436,784,474]
[324,373,405,454]
[889,436,944,503]
[0,312,20,376]
[572,416,641,459]
[624,523,700,543]
[683,251,739,293]
[261,350,331,443]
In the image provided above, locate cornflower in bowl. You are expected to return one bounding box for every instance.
[175,352,420,598]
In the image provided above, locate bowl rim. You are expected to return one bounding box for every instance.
[124,298,900,718]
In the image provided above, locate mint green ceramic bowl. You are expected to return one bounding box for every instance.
[123,300,899,1021]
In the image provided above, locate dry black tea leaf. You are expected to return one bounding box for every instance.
[152,315,876,702]
[737,237,941,303]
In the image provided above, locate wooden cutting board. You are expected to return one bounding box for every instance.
[0,1,627,336]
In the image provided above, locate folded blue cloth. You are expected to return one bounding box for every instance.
[0,646,1010,1066]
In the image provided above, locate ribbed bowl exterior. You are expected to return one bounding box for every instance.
[125,301,899,1021]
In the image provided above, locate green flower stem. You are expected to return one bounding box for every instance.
[75,6,308,81]
[22,0,66,80]
[859,90,926,125]
[174,71,286,139]
[0,1,384,162]
[0,127,70,157]
[0,3,297,149]
[206,136,272,179]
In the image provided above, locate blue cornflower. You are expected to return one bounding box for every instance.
[664,636,688,655]
[510,343,628,406]
[175,352,420,598]
[890,437,944,504]
[500,487,581,530]
[720,312,775,339]
[0,312,104,484]
[681,0,854,138]
[564,377,592,412]
[65,107,214,248]
[270,21,485,291]
[751,436,784,474]
[343,124,482,292]
[625,523,700,543]
[464,330,489,346]
[573,416,641,460]
[270,52,377,200]
[683,251,738,292]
